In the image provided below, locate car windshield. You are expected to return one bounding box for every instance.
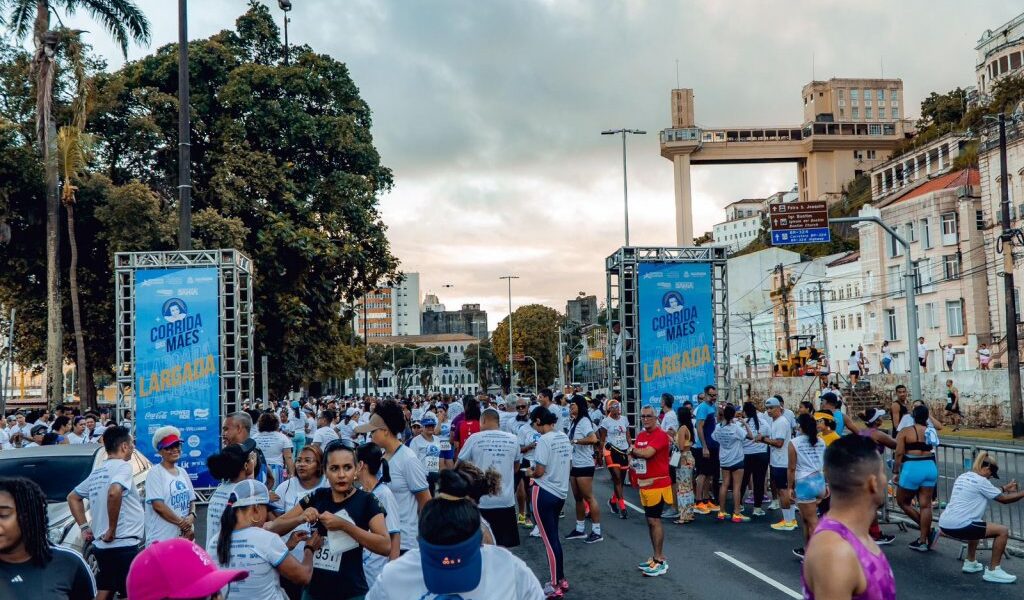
[0,454,95,503]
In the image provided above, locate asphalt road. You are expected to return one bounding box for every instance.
[196,471,1017,598]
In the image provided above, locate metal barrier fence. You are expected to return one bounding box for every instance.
[884,442,1024,546]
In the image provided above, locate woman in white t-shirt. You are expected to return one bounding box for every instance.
[598,400,631,519]
[144,426,197,546]
[566,396,602,542]
[524,406,572,596]
[355,443,402,586]
[205,443,257,558]
[788,413,826,558]
[66,416,88,444]
[711,404,753,522]
[255,412,295,483]
[977,343,992,371]
[274,445,326,600]
[938,452,1024,584]
[216,479,316,599]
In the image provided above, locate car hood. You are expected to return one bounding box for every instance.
[47,502,73,526]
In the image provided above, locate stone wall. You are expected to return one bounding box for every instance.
[729,370,1013,428]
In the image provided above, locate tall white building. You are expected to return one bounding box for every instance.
[976,11,1024,97]
[354,273,422,337]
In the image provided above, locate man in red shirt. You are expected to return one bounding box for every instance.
[631,405,673,577]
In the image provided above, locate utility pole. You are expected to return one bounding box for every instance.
[557,325,564,388]
[812,281,830,359]
[177,0,192,250]
[499,275,519,393]
[746,313,757,376]
[601,129,647,246]
[997,113,1024,437]
[362,301,369,395]
[0,308,14,415]
[776,264,792,356]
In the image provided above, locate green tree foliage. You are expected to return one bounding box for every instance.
[491,304,560,392]
[463,340,503,393]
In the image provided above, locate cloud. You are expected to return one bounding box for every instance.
[58,0,1017,325]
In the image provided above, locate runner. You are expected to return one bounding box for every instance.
[693,386,721,514]
[518,404,543,530]
[312,409,340,448]
[890,385,909,437]
[672,405,696,524]
[659,393,681,520]
[223,411,275,488]
[255,412,295,483]
[944,379,962,431]
[216,479,315,599]
[67,426,144,600]
[513,397,535,527]
[354,442,402,587]
[525,406,572,598]
[565,396,602,543]
[893,404,939,552]
[938,451,1024,583]
[126,538,248,600]
[0,477,95,599]
[435,404,455,471]
[802,434,896,599]
[599,399,632,520]
[845,409,897,545]
[409,415,442,495]
[204,443,257,557]
[739,401,770,517]
[458,408,522,548]
[365,469,545,599]
[789,413,827,560]
[631,405,673,577]
[143,426,196,546]
[711,404,754,522]
[454,397,482,453]
[274,444,327,600]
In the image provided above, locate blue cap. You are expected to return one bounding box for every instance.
[764,397,781,408]
[420,417,437,427]
[291,400,300,409]
[418,529,483,594]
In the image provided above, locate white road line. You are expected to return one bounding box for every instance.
[715,551,802,599]
[624,500,645,514]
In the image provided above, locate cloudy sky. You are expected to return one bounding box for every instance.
[58,0,1016,329]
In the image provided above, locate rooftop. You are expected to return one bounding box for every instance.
[368,333,478,346]
[826,251,860,268]
[885,169,979,206]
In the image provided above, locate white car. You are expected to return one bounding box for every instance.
[0,444,152,570]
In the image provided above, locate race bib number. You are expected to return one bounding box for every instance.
[312,542,342,571]
[630,457,647,475]
[424,455,439,472]
[439,440,452,452]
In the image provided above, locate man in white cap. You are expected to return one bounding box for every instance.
[143,426,197,545]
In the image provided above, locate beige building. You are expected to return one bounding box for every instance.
[976,11,1024,97]
[712,199,765,253]
[859,163,986,373]
[661,79,913,245]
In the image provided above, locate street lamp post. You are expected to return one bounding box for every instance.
[278,0,292,65]
[523,355,538,394]
[177,0,192,250]
[499,276,519,392]
[602,128,647,247]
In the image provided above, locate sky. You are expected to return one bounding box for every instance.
[52,0,1020,330]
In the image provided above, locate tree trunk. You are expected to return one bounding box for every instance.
[65,202,91,412]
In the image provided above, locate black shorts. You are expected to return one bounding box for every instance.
[643,500,666,519]
[940,521,987,541]
[694,447,720,477]
[480,506,520,548]
[93,544,140,594]
[721,462,744,471]
[770,466,789,490]
[607,445,629,468]
[570,466,595,478]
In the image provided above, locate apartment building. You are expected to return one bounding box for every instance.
[976,11,1024,97]
[802,78,906,124]
[712,199,766,253]
[770,254,847,358]
[727,247,802,373]
[354,273,422,337]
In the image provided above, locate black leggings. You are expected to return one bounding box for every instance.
[739,452,769,508]
[532,485,565,584]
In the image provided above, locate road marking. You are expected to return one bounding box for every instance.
[624,500,645,514]
[715,551,802,599]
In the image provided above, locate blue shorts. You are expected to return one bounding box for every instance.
[899,458,937,491]
[794,472,826,504]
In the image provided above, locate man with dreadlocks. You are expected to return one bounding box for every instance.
[0,477,95,598]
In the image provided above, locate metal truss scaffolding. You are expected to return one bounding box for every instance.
[606,246,730,424]
[114,249,255,430]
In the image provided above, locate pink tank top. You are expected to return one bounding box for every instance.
[801,517,896,600]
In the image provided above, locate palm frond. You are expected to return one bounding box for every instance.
[7,0,36,41]
[77,0,151,57]
[57,125,92,204]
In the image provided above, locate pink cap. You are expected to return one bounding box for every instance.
[127,538,248,600]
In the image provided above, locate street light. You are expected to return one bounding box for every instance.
[499,275,519,392]
[523,355,538,394]
[177,0,192,250]
[602,128,647,247]
[278,0,292,66]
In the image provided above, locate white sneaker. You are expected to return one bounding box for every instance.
[530,526,541,538]
[769,499,780,510]
[962,560,983,574]
[983,566,1017,584]
[752,507,766,517]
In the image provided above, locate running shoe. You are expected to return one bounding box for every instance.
[771,520,797,531]
[792,547,805,560]
[752,507,766,517]
[743,492,754,504]
[637,557,657,570]
[874,534,895,545]
[706,502,721,512]
[608,498,620,515]
[716,512,729,521]
[642,560,669,577]
[908,539,929,552]
[558,579,570,591]
[768,499,780,510]
[693,502,711,515]
[962,560,984,574]
[559,510,565,519]
[523,516,534,529]
[565,529,586,541]
[584,531,604,544]
[542,583,564,599]
[731,514,751,523]
[983,567,1017,584]
[927,528,940,549]
[518,513,527,526]
[530,526,541,538]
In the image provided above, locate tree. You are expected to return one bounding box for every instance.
[364,343,391,395]
[2,0,150,406]
[693,231,713,246]
[491,304,560,392]
[415,347,450,392]
[919,88,968,129]
[463,340,503,393]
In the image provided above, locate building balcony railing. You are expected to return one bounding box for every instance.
[661,121,901,146]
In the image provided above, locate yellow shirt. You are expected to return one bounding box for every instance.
[821,431,840,446]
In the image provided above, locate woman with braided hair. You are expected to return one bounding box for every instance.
[0,477,95,599]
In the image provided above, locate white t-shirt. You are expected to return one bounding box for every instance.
[848,356,860,373]
[556,405,571,434]
[600,415,630,451]
[791,435,826,480]
[364,483,402,587]
[224,526,290,600]
[711,421,748,467]
[938,472,1002,530]
[769,416,792,468]
[206,482,237,557]
[533,430,572,499]
[66,431,87,445]
[588,408,604,427]
[458,429,520,509]
[613,328,632,360]
[385,444,429,551]
[783,408,798,433]
[274,477,327,560]
[366,544,544,600]
[312,426,339,446]
[742,413,771,455]
[917,343,928,359]
[144,464,196,546]
[409,435,442,474]
[447,401,464,421]
[944,347,956,362]
[498,411,518,435]
[72,459,144,549]
[568,418,596,469]
[660,410,679,435]
[336,420,356,441]
[517,423,542,461]
[255,431,292,466]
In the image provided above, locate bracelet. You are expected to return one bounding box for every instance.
[80,524,91,530]
[304,546,315,553]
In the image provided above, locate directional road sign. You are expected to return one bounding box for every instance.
[769,201,831,245]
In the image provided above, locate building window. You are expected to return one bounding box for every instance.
[838,98,846,107]
[838,89,845,99]
[833,316,839,330]
[888,265,903,294]
[867,150,877,159]
[856,314,863,329]
[852,108,860,119]
[839,108,845,118]
[890,89,898,100]
[943,254,960,280]
[865,96,872,108]
[878,108,886,119]
[853,150,863,160]
[840,315,847,329]
[885,309,898,340]
[921,218,932,248]
[876,89,885,100]
[905,222,915,242]
[888,232,902,258]
[977,209,986,230]
[946,300,964,336]
[892,99,899,110]
[868,124,882,135]
[866,107,873,119]
[924,302,937,328]
[941,212,958,245]
[851,89,859,102]
[854,283,860,297]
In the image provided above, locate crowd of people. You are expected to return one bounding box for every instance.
[2,383,1023,599]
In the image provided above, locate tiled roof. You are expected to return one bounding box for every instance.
[888,169,979,205]
[826,251,860,267]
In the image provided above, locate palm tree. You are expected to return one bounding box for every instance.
[1,0,150,406]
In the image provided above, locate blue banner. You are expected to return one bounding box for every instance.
[134,268,220,487]
[637,262,716,410]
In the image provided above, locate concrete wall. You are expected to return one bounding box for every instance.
[730,370,1014,428]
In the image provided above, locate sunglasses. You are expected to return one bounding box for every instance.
[982,461,999,477]
[517,405,528,409]
[323,438,358,453]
